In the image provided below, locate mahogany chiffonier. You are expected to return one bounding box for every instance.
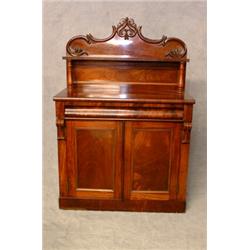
[53,17,195,212]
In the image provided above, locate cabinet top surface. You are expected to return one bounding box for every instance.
[54,83,194,104]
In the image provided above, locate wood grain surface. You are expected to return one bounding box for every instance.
[54,17,195,212]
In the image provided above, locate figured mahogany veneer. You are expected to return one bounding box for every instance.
[54,17,195,212]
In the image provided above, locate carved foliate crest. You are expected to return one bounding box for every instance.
[117,17,138,40]
[68,47,88,56]
[165,47,186,59]
[66,17,187,60]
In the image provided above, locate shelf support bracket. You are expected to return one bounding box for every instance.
[56,117,65,140]
[182,122,192,144]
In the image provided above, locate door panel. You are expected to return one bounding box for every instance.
[66,120,122,200]
[76,128,114,189]
[124,121,181,201]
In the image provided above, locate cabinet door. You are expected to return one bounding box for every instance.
[66,120,122,200]
[124,121,181,201]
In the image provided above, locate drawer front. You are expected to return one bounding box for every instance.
[65,107,183,120]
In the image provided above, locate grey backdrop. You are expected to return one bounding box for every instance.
[43,1,206,249]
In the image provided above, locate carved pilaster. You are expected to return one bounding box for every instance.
[182,122,192,144]
[177,62,186,94]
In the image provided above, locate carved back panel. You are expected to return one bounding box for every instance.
[66,17,187,59]
[64,17,188,93]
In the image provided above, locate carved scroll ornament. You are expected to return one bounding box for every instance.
[66,17,187,59]
[117,17,138,40]
[165,46,186,59]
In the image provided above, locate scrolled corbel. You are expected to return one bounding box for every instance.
[56,117,64,127]
[182,122,192,143]
[56,118,65,140]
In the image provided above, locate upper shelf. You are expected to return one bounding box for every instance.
[65,17,188,62]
